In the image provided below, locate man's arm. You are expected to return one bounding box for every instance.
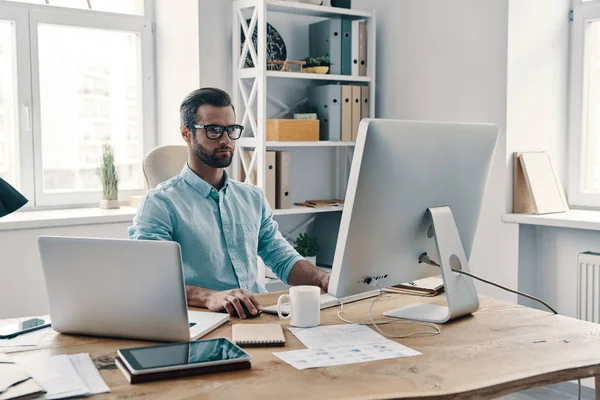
[287,259,330,291]
[129,192,260,319]
[257,190,330,290]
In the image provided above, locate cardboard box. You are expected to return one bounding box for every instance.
[266,119,319,141]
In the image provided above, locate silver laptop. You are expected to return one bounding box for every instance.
[38,236,229,342]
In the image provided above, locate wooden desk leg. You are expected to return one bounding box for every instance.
[596,376,600,400]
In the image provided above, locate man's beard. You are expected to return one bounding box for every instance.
[191,140,234,168]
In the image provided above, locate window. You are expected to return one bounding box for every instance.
[569,1,600,207]
[0,18,19,189]
[0,0,155,207]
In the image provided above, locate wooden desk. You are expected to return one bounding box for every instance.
[6,292,600,400]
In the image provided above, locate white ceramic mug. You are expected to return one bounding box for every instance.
[277,285,320,328]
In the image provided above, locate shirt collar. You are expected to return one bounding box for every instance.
[181,163,229,198]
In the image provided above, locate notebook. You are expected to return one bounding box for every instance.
[384,275,444,297]
[232,324,285,347]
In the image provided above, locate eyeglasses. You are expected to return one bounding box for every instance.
[191,124,244,140]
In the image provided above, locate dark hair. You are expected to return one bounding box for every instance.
[179,87,235,128]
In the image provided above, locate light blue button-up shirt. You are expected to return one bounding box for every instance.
[128,164,303,294]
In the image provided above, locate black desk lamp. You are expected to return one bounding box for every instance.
[0,177,28,218]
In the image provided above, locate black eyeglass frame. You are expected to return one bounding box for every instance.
[189,124,244,140]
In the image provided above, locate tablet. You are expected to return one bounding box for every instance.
[117,338,251,375]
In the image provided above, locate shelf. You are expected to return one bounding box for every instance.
[503,210,600,232]
[239,68,371,83]
[238,138,355,148]
[273,205,344,216]
[265,0,372,19]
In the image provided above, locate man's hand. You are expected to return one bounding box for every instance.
[185,285,262,319]
[205,288,262,319]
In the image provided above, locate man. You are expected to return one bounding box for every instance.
[129,88,330,319]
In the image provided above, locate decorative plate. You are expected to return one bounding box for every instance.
[241,20,287,70]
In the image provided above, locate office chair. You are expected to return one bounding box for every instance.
[0,177,28,218]
[142,145,188,189]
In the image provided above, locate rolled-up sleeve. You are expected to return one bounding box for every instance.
[257,191,303,285]
[128,191,174,241]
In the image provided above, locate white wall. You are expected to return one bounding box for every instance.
[506,0,569,190]
[352,0,518,301]
[155,0,201,146]
[0,223,130,319]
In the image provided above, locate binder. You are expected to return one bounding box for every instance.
[239,151,276,210]
[358,21,367,76]
[232,324,285,347]
[351,86,362,142]
[275,151,292,209]
[361,86,370,121]
[341,85,352,142]
[351,20,360,76]
[265,151,276,210]
[308,85,341,141]
[341,18,352,75]
[309,19,342,75]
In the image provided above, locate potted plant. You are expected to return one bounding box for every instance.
[313,56,331,74]
[293,233,320,265]
[303,57,317,73]
[99,143,120,209]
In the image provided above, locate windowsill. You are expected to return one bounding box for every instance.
[502,209,600,232]
[0,206,138,232]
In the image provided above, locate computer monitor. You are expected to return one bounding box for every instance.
[328,119,498,323]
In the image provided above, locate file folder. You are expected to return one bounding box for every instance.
[359,21,367,76]
[240,151,276,210]
[341,18,352,75]
[361,86,370,122]
[351,20,360,76]
[275,151,292,209]
[309,19,342,75]
[341,85,352,142]
[308,85,341,141]
[351,86,362,141]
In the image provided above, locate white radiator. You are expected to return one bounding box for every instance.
[577,252,600,323]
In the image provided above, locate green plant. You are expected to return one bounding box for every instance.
[304,56,331,68]
[100,143,118,201]
[314,55,331,67]
[293,233,319,257]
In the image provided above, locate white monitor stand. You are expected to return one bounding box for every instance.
[382,207,479,324]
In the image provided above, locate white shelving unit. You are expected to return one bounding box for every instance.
[232,0,376,286]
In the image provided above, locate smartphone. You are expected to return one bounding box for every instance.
[0,317,51,339]
[117,338,251,375]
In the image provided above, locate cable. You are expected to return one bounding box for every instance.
[336,281,441,339]
[418,253,558,315]
[578,379,581,400]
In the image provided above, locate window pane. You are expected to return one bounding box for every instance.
[6,0,144,15]
[0,20,19,189]
[585,21,600,192]
[38,24,144,194]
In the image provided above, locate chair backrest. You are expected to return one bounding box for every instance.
[142,145,188,189]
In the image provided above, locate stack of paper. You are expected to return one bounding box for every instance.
[0,354,45,400]
[273,324,421,370]
[22,353,110,399]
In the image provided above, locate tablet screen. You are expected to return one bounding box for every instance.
[119,338,249,371]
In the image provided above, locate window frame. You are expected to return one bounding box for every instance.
[568,0,600,207]
[0,4,34,206]
[0,0,156,208]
